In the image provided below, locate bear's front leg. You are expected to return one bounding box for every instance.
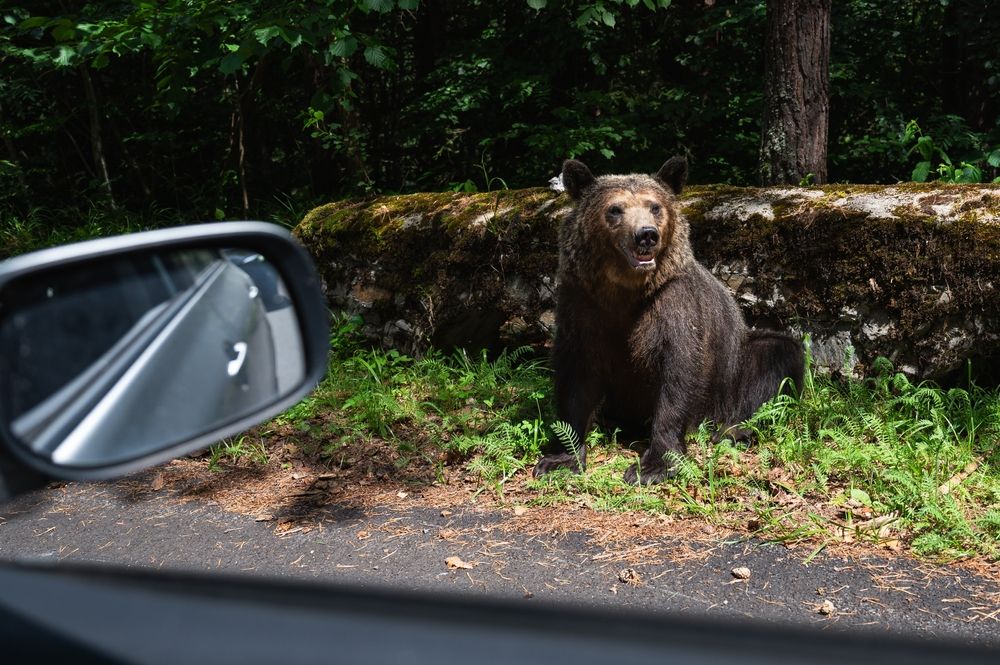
[623,389,688,485]
[623,446,679,485]
[532,388,600,476]
[533,343,602,478]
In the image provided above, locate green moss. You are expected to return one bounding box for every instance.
[681,184,1000,370]
[296,184,1000,375]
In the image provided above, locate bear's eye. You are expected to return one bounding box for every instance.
[650,203,662,215]
[607,205,624,217]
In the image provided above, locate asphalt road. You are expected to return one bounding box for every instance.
[0,469,997,649]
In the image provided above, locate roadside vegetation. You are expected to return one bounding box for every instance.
[237,316,1000,562]
[0,199,313,260]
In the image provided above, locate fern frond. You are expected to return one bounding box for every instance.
[550,420,580,456]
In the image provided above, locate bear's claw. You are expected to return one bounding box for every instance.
[533,453,584,477]
[623,461,676,485]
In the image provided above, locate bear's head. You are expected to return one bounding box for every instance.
[560,157,689,280]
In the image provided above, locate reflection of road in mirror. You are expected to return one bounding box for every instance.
[0,247,307,468]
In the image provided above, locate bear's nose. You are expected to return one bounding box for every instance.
[635,226,659,246]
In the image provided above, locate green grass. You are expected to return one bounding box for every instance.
[277,314,554,487]
[207,434,271,470]
[279,319,1000,561]
[1,205,164,259]
[741,351,1000,560]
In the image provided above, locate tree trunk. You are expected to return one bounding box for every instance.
[759,0,830,185]
[79,66,116,208]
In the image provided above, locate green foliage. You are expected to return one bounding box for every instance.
[1,0,420,214]
[550,420,581,459]
[0,204,180,259]
[280,332,551,483]
[207,435,270,470]
[4,0,999,224]
[746,356,1000,559]
[280,321,1000,560]
[903,120,999,184]
[829,2,999,183]
[463,415,547,487]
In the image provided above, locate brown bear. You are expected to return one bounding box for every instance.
[533,156,804,485]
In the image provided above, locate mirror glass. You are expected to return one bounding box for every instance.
[0,247,306,468]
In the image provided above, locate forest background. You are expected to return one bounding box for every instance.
[1,0,998,238]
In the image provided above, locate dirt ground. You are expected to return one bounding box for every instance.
[139,422,1000,586]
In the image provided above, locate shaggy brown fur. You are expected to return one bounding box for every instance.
[534,157,804,484]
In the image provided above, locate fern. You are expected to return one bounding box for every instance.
[550,420,582,467]
[492,345,533,376]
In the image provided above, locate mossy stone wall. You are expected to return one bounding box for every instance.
[295,183,1000,379]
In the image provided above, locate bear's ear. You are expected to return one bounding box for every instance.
[561,159,596,200]
[655,156,688,195]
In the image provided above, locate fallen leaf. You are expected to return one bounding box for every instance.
[356,530,370,540]
[618,568,642,586]
[438,528,458,540]
[150,473,165,491]
[767,466,788,483]
[513,505,528,516]
[445,555,474,570]
[732,566,752,580]
[397,491,409,499]
[440,510,453,518]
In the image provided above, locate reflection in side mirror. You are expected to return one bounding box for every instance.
[0,223,328,477]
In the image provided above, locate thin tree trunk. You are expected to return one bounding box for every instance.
[759,0,830,185]
[79,66,116,207]
[237,106,250,215]
[233,63,268,216]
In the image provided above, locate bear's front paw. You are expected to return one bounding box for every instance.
[533,453,584,477]
[623,461,676,485]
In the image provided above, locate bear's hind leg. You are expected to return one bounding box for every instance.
[624,387,692,485]
[719,331,804,438]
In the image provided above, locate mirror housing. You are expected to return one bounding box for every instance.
[0,222,328,489]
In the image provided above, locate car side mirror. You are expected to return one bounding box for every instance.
[0,222,328,491]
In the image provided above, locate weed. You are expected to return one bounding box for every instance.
[207,435,270,470]
[550,420,582,468]
[903,119,1000,184]
[745,355,1000,559]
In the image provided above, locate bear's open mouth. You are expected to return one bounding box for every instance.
[621,244,656,271]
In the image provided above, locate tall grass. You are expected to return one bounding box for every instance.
[746,355,1000,558]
